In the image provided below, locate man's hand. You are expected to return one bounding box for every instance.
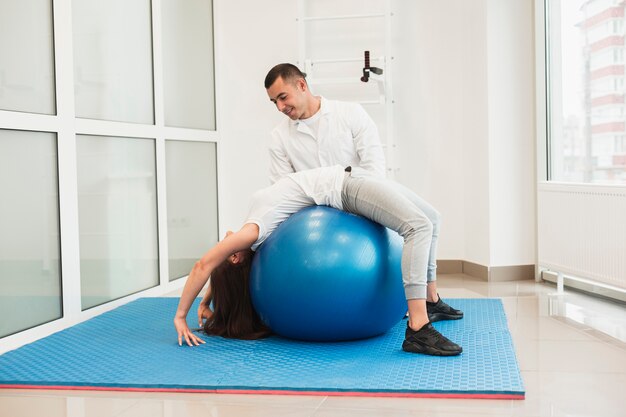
[174,316,206,347]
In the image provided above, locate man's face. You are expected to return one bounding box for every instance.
[266,76,307,120]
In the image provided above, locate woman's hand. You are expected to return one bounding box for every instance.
[197,303,213,327]
[174,316,205,347]
[172,224,259,347]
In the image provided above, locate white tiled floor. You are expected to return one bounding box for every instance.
[1,274,625,417]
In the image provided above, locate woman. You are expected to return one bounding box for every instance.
[174,165,463,356]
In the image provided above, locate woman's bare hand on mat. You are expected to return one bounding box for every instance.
[174,316,205,347]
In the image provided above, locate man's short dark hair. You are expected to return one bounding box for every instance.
[264,63,307,89]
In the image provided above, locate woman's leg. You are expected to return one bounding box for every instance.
[341,174,462,356]
[350,176,463,321]
[341,175,432,301]
[376,180,441,283]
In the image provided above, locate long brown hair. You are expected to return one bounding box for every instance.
[203,249,271,340]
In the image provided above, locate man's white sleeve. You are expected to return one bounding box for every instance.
[268,132,295,184]
[351,103,386,178]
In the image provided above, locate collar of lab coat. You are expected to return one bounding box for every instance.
[293,96,330,135]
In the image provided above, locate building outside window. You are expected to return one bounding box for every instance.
[548,0,626,184]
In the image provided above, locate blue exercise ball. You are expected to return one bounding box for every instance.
[250,206,407,342]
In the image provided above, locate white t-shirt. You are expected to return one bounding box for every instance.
[246,165,346,250]
[299,107,322,139]
[268,97,386,184]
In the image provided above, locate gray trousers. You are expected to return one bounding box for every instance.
[341,174,441,300]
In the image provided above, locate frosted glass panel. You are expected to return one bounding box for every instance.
[72,0,154,124]
[165,141,218,280]
[0,0,56,114]
[0,130,61,337]
[162,0,216,129]
[77,135,158,309]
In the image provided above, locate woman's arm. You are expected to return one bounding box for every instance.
[174,223,259,346]
[195,230,234,326]
[197,284,212,327]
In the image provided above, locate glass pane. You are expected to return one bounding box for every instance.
[162,0,216,130]
[72,0,154,124]
[77,135,158,309]
[0,0,56,114]
[547,0,626,184]
[165,141,218,280]
[0,130,61,337]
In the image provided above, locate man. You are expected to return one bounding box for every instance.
[264,63,386,184]
[263,63,464,328]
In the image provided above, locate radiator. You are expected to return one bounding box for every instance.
[537,182,626,292]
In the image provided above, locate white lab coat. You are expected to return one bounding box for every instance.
[268,97,386,184]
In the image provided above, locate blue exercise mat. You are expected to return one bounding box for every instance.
[0,298,524,399]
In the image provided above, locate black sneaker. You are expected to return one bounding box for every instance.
[427,295,463,322]
[402,323,462,356]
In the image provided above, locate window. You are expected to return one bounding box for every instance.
[547,0,626,184]
[72,0,154,124]
[161,0,216,130]
[0,0,55,114]
[0,130,61,337]
[0,0,218,346]
[165,141,218,280]
[76,135,159,310]
[616,135,626,153]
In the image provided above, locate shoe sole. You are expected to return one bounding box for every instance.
[402,341,462,356]
[428,312,463,323]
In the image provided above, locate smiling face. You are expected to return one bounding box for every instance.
[266,76,310,120]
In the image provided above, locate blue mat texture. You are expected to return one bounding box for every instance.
[0,298,524,399]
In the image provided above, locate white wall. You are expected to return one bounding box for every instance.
[214,0,536,268]
[393,0,491,264]
[215,0,298,232]
[486,0,536,267]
